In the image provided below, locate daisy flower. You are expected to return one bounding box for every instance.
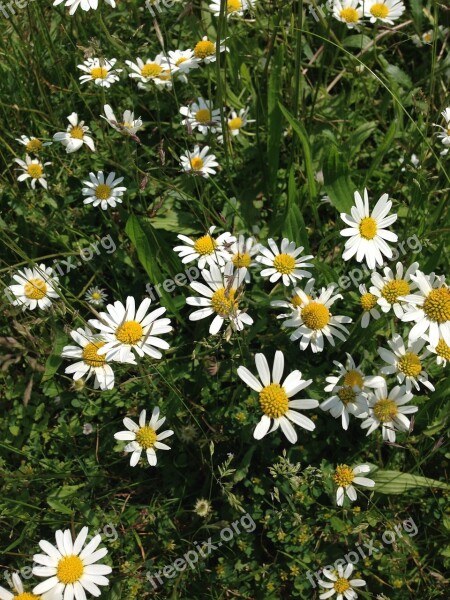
[15,135,51,154]
[358,283,381,328]
[32,526,112,600]
[426,336,450,367]
[360,381,418,442]
[370,261,418,318]
[180,98,222,135]
[378,334,434,393]
[282,285,352,353]
[227,107,255,136]
[53,0,115,14]
[174,225,234,269]
[363,0,405,25]
[81,171,127,210]
[256,238,314,287]
[114,407,173,467]
[14,154,51,189]
[333,464,375,506]
[102,104,143,138]
[228,234,260,282]
[340,188,398,269]
[62,327,125,391]
[6,263,59,310]
[180,145,219,177]
[85,286,108,306]
[89,296,172,362]
[186,262,253,334]
[321,353,384,430]
[237,350,318,443]
[164,49,200,76]
[193,35,229,64]
[332,0,363,29]
[125,55,171,88]
[271,278,316,317]
[77,57,122,87]
[434,107,450,156]
[209,0,252,18]
[400,271,450,346]
[0,572,58,600]
[318,563,366,599]
[53,112,95,154]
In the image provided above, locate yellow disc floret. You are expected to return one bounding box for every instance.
[381,279,410,304]
[24,277,47,300]
[227,0,241,12]
[397,352,422,377]
[359,217,377,240]
[82,341,107,367]
[273,253,296,275]
[343,370,364,388]
[90,66,108,79]
[423,288,450,323]
[259,383,289,418]
[301,302,330,330]
[360,292,377,311]
[95,184,112,200]
[211,288,237,317]
[337,386,356,405]
[27,164,43,179]
[340,7,359,22]
[135,425,158,449]
[14,593,41,600]
[190,157,204,171]
[228,117,243,130]
[193,234,216,255]
[69,125,85,140]
[141,63,163,78]
[334,578,351,593]
[333,464,354,487]
[370,3,389,19]
[232,252,251,268]
[115,320,144,345]
[435,339,450,361]
[57,555,84,585]
[195,109,211,123]
[373,398,398,422]
[194,40,215,59]
[25,138,43,153]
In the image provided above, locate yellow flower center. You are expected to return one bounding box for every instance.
[232,252,251,268]
[259,383,289,418]
[82,341,107,367]
[159,70,171,81]
[190,157,204,171]
[25,138,43,153]
[291,294,304,308]
[397,352,422,377]
[373,398,398,422]
[360,292,377,311]
[228,117,243,130]
[135,425,158,449]
[27,163,43,179]
[359,217,377,240]
[381,279,410,304]
[194,39,216,59]
[70,125,85,140]
[195,108,211,123]
[423,32,433,43]
[340,7,359,22]
[211,287,237,317]
[95,184,112,200]
[334,578,351,593]
[24,277,47,300]
[273,253,296,275]
[92,291,102,300]
[301,302,330,330]
[423,288,450,323]
[370,3,389,18]
[57,555,84,585]
[175,57,188,66]
[90,66,108,79]
[14,593,41,600]
[227,0,242,12]
[115,320,144,345]
[343,370,364,388]
[333,464,354,487]
[141,63,163,78]
[337,386,356,405]
[435,339,450,360]
[193,234,216,255]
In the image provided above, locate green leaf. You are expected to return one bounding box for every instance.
[322,145,355,212]
[370,469,450,494]
[364,120,397,183]
[267,45,284,195]
[42,329,68,384]
[342,34,371,49]
[346,122,377,155]
[282,167,311,252]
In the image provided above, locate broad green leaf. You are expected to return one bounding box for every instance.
[371,469,450,494]
[342,34,371,49]
[346,122,377,154]
[322,145,355,212]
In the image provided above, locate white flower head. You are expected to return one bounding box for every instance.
[426,335,450,367]
[434,107,450,156]
[370,261,419,318]
[0,572,59,600]
[82,171,127,210]
[228,235,260,282]
[53,0,115,15]
[378,333,434,393]
[102,104,143,138]
[333,464,375,506]
[77,57,122,87]
[15,135,52,154]
[358,283,381,328]
[53,112,95,153]
[271,278,316,319]
[186,262,253,334]
[6,263,59,311]
[173,225,235,269]
[360,381,418,443]
[363,0,405,25]
[318,562,366,599]
[193,35,229,64]
[237,350,319,443]
[256,238,314,286]
[332,0,363,29]
[125,55,172,88]
[32,526,112,599]
[85,286,108,306]
[180,145,219,177]
[114,407,173,467]
[282,285,352,353]
[227,107,255,136]
[88,296,172,362]
[14,154,51,189]
[180,97,222,135]
[164,49,201,77]
[340,188,398,269]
